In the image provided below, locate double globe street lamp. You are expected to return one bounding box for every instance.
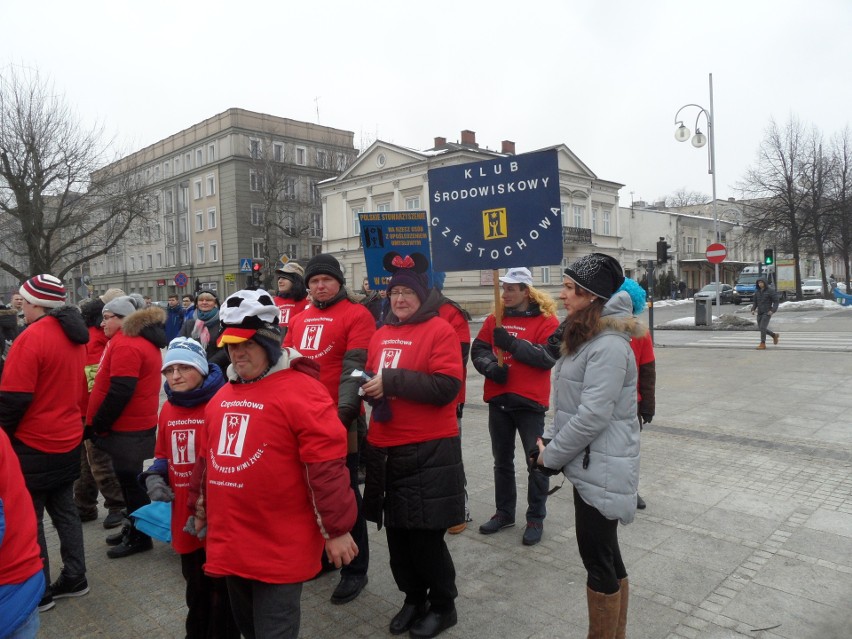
[674,72,721,307]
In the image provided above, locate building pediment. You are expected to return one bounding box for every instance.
[340,141,426,180]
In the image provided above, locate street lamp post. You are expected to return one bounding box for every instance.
[674,73,720,307]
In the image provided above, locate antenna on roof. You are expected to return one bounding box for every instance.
[314,96,321,124]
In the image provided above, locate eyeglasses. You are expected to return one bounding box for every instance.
[197,297,216,303]
[163,365,196,377]
[101,313,120,321]
[389,289,417,299]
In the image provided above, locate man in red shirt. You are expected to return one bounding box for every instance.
[283,253,375,604]
[0,274,90,612]
[472,267,559,546]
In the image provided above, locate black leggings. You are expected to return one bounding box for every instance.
[573,486,627,594]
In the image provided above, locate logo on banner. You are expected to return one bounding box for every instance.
[380,348,402,369]
[300,325,324,351]
[171,430,196,465]
[483,208,508,240]
[218,414,249,457]
[363,226,385,248]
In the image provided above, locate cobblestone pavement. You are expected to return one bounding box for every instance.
[37,344,852,638]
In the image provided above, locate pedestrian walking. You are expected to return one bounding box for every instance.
[141,337,238,639]
[472,267,559,546]
[0,274,90,612]
[534,253,640,639]
[751,278,780,349]
[191,289,357,639]
[86,294,167,559]
[283,253,375,605]
[361,254,465,638]
[73,298,125,530]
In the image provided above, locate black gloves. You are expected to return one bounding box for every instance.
[484,361,509,384]
[640,413,653,425]
[545,320,567,360]
[492,327,515,352]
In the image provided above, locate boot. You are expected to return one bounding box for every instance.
[106,521,130,546]
[616,578,629,639]
[107,524,153,559]
[586,586,621,639]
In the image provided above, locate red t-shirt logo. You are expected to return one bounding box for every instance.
[300,325,324,351]
[171,429,196,465]
[218,414,249,457]
[381,348,402,369]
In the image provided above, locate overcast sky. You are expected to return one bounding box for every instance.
[4,0,851,205]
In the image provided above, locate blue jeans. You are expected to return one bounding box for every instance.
[225,577,302,639]
[31,481,86,586]
[8,607,39,639]
[487,404,549,523]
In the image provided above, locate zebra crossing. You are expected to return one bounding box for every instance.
[680,331,852,352]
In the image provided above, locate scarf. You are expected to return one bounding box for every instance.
[191,308,219,348]
[164,363,226,408]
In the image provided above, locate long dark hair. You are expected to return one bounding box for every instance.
[562,291,604,354]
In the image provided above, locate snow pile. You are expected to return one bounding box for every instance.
[777,298,849,312]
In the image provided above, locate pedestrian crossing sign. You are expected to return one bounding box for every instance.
[239,258,252,272]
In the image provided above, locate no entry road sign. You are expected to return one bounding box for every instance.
[706,243,727,264]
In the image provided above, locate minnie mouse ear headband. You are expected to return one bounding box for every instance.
[217,289,281,347]
[383,252,430,303]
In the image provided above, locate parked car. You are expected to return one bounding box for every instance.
[694,283,735,304]
[801,279,824,298]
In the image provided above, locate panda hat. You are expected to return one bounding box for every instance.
[217,289,283,364]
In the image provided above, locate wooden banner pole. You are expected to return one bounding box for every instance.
[493,269,504,364]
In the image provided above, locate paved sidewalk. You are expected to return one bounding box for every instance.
[38,346,852,638]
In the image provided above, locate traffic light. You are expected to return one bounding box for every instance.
[656,238,672,264]
[251,259,264,288]
[763,248,774,266]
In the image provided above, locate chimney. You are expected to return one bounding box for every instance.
[501,140,516,155]
[433,136,446,149]
[460,130,478,147]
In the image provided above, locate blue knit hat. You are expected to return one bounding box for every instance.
[162,337,209,376]
[617,278,647,316]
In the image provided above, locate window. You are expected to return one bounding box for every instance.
[686,237,697,253]
[252,238,266,259]
[180,245,189,265]
[311,244,322,257]
[207,208,217,229]
[352,205,364,236]
[573,205,584,227]
[404,195,421,210]
[591,208,598,234]
[316,150,328,168]
[310,213,322,238]
[251,205,265,226]
[178,214,188,243]
[336,153,348,171]
[165,190,174,215]
[209,241,218,262]
[206,174,215,196]
[147,254,153,270]
[249,138,261,159]
[167,248,176,267]
[280,177,296,200]
[560,202,568,227]
[196,244,205,264]
[284,243,297,259]
[208,143,216,162]
[193,179,202,200]
[273,142,284,162]
[130,256,136,271]
[541,266,551,284]
[166,220,175,245]
[178,185,188,212]
[196,148,203,167]
[154,166,160,181]
[195,211,204,232]
[185,152,192,170]
[250,170,264,191]
[376,202,391,212]
[602,209,611,235]
[283,213,295,235]
[309,180,320,203]
[295,146,306,165]
[174,157,181,174]
[163,161,170,178]
[157,253,163,268]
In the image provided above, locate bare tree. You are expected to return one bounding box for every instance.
[663,188,711,208]
[737,117,810,299]
[828,127,852,288]
[798,128,833,296]
[0,66,153,281]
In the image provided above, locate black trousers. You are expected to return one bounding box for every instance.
[385,527,457,612]
[181,549,240,639]
[573,486,627,594]
[95,428,156,514]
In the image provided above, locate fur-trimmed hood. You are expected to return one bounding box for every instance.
[599,291,646,339]
[121,305,168,348]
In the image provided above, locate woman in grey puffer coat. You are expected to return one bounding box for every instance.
[535,253,641,639]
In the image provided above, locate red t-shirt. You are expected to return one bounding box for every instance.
[201,369,347,583]
[1,315,87,453]
[438,302,470,405]
[156,402,206,555]
[283,299,375,404]
[86,331,162,431]
[476,312,560,407]
[0,430,44,586]
[366,317,462,448]
[630,332,655,403]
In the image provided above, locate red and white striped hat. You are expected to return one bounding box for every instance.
[19,274,67,309]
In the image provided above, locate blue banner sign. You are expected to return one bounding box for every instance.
[359,210,431,290]
[427,149,562,271]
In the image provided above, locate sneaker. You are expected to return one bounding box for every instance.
[38,594,55,612]
[50,573,89,600]
[447,522,466,534]
[77,510,98,523]
[756,343,766,350]
[478,514,515,535]
[103,510,125,529]
[522,521,543,546]
[773,333,780,346]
